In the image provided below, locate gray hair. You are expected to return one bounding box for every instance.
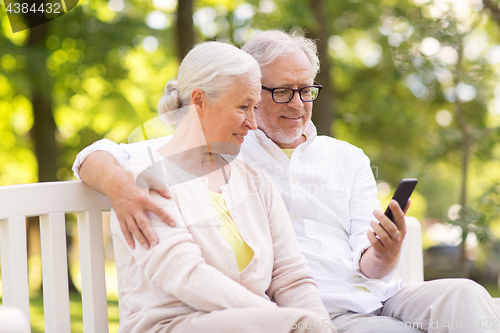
[158,41,261,124]
[242,29,320,77]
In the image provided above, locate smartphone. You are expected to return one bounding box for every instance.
[384,178,418,223]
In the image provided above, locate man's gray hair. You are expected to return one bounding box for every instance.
[242,29,320,77]
[158,41,260,124]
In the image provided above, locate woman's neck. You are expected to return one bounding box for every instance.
[157,108,228,177]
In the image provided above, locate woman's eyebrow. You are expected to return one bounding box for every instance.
[242,97,259,103]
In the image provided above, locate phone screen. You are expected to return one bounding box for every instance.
[384,178,418,222]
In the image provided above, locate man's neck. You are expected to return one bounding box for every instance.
[274,133,307,149]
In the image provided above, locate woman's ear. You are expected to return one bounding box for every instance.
[191,88,206,119]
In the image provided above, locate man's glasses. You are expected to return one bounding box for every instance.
[262,82,322,103]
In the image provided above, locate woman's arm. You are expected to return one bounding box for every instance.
[263,178,330,320]
[113,191,277,312]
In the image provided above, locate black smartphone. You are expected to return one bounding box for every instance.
[384,178,418,222]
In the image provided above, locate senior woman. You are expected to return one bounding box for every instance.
[111,41,335,333]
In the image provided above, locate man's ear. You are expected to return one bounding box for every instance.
[191,88,206,119]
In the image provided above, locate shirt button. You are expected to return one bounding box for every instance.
[292,215,298,220]
[292,178,296,184]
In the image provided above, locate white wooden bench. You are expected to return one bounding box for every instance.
[0,181,497,332]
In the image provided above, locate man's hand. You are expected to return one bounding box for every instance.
[106,171,175,249]
[359,199,411,279]
[79,151,176,249]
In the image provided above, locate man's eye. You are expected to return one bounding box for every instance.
[302,88,311,94]
[274,89,287,96]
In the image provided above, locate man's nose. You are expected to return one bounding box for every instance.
[288,91,304,110]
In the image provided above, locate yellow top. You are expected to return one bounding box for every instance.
[209,191,254,272]
[281,148,294,158]
[280,133,307,159]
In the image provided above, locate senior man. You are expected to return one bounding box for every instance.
[73,30,500,332]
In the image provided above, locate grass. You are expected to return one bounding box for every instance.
[8,293,120,333]
[12,253,122,332]
[483,283,500,298]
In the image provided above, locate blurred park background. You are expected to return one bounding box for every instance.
[1,0,500,331]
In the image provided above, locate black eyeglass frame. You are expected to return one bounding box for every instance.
[261,82,323,103]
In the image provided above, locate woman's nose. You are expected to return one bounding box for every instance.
[245,111,257,130]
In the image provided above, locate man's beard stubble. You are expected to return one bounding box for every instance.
[255,112,306,146]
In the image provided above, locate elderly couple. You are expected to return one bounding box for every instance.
[73,30,500,333]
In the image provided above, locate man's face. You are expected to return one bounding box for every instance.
[256,51,314,149]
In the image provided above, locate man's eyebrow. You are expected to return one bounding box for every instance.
[270,83,291,88]
[268,82,314,88]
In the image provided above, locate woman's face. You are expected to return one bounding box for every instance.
[198,73,261,152]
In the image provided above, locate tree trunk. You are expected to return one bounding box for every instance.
[483,0,500,28]
[453,41,471,278]
[26,22,78,293]
[456,100,472,278]
[177,0,195,59]
[27,23,58,183]
[308,0,335,137]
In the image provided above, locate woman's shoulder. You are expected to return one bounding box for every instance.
[230,157,274,195]
[231,157,267,179]
[126,151,177,191]
[125,150,160,172]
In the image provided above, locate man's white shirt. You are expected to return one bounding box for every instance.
[73,120,403,316]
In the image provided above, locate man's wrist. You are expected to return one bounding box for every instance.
[371,251,399,267]
[103,167,134,198]
[359,247,400,278]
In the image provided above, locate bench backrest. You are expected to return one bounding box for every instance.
[0,181,111,333]
[0,181,425,332]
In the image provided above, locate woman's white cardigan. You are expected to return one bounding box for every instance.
[111,151,329,332]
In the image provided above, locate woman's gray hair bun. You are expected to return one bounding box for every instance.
[158,79,184,123]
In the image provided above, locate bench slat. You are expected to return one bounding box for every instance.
[401,216,424,283]
[0,181,111,220]
[40,213,71,333]
[78,211,109,333]
[0,216,31,331]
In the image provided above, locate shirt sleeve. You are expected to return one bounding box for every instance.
[263,175,330,320]
[72,137,170,179]
[111,189,277,312]
[348,151,402,281]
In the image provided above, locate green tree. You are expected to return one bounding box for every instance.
[1,0,191,295]
[386,0,500,276]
